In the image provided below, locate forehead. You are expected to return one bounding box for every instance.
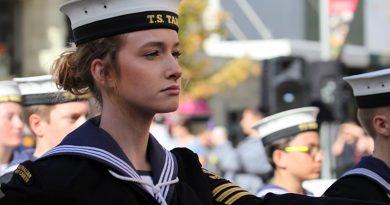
[52,101,89,112]
[289,131,320,145]
[121,29,179,46]
[0,102,22,113]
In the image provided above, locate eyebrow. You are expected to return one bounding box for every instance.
[140,41,180,49]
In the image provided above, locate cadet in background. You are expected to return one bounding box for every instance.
[0,75,90,178]
[324,68,390,203]
[0,81,23,173]
[255,107,323,196]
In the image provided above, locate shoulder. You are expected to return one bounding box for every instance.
[171,147,200,162]
[1,155,107,198]
[324,175,390,202]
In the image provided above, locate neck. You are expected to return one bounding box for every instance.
[99,98,153,171]
[372,136,390,168]
[273,169,305,195]
[0,146,13,165]
[33,141,51,158]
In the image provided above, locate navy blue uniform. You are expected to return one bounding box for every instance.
[324,156,390,202]
[1,117,389,205]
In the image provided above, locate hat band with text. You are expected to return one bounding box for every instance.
[355,92,390,108]
[73,11,179,45]
[0,95,22,103]
[262,122,318,146]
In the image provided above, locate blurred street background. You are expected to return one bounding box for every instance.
[0,0,388,195]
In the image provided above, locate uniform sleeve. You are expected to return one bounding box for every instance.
[202,168,264,205]
[0,158,84,204]
[0,161,59,204]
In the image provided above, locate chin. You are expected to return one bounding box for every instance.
[309,173,321,179]
[158,103,179,113]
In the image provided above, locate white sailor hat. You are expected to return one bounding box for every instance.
[61,0,180,45]
[14,75,89,106]
[252,107,319,146]
[343,68,390,108]
[0,80,22,103]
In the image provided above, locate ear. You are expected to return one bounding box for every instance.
[373,114,390,137]
[90,59,115,88]
[28,114,45,138]
[272,149,288,169]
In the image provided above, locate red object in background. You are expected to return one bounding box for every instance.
[329,0,359,16]
[177,99,210,116]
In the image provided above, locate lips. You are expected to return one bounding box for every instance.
[161,85,180,95]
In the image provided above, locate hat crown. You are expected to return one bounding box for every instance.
[0,80,21,103]
[61,0,180,45]
[61,0,180,29]
[253,106,319,140]
[14,75,62,95]
[343,68,390,108]
[343,68,390,96]
[14,75,89,106]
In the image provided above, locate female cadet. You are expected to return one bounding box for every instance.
[1,1,390,205]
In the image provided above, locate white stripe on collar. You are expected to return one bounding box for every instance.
[42,145,140,178]
[157,149,175,202]
[41,145,177,203]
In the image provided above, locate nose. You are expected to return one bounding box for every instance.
[13,115,24,130]
[314,149,324,162]
[76,115,87,126]
[166,57,182,81]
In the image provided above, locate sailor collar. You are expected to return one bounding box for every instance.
[342,156,390,194]
[41,116,178,204]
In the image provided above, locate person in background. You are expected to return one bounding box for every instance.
[323,68,390,202]
[206,126,239,181]
[170,114,207,165]
[150,114,177,150]
[0,81,23,173]
[0,75,91,179]
[235,106,273,194]
[331,121,373,177]
[255,107,323,197]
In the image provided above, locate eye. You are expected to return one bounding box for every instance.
[65,114,79,122]
[172,51,182,59]
[145,51,159,59]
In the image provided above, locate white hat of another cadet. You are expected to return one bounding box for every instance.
[0,80,22,103]
[252,107,319,146]
[343,68,390,108]
[14,75,89,106]
[61,0,180,45]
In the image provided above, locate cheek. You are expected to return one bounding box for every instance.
[287,155,312,168]
[0,120,12,132]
